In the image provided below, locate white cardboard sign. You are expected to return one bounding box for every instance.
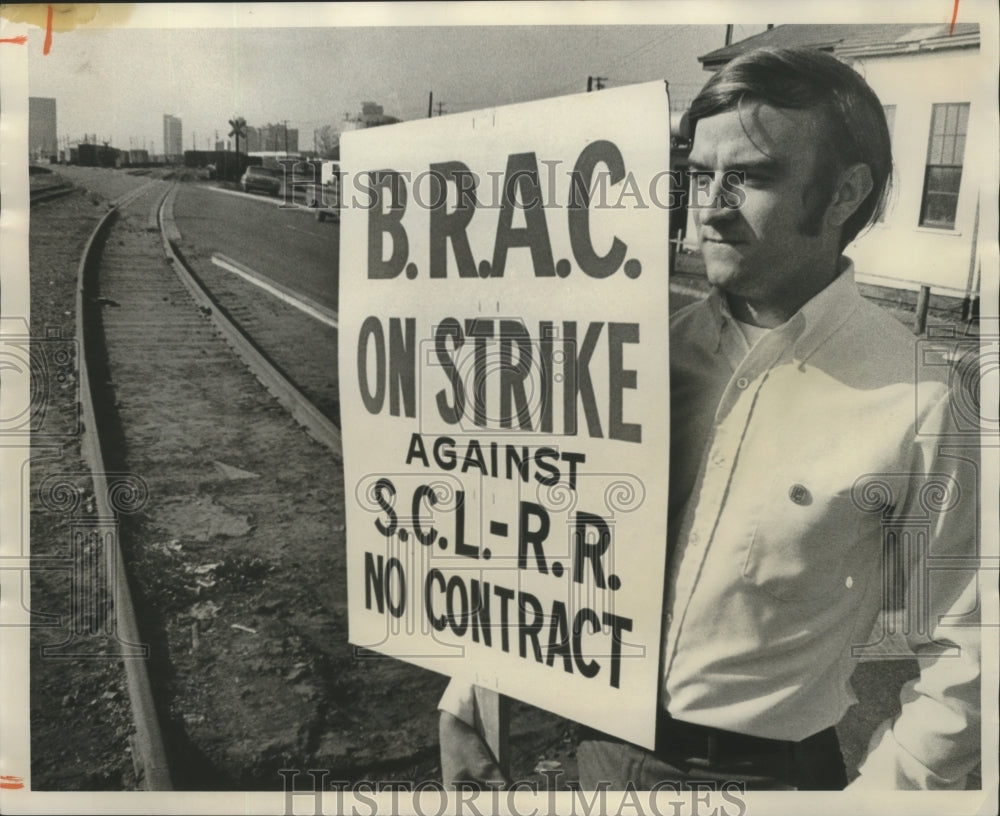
[340,81,671,748]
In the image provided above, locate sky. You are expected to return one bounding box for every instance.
[23,16,769,153]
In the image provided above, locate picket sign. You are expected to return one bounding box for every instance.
[340,81,673,754]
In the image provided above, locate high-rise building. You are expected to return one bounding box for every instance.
[245,122,299,153]
[28,97,58,159]
[280,125,299,153]
[163,114,183,160]
[245,125,262,152]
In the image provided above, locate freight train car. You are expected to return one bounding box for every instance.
[75,142,122,168]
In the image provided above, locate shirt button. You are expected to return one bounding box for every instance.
[689,532,700,546]
[788,484,812,505]
[736,376,750,389]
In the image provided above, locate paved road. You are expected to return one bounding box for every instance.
[171,183,339,310]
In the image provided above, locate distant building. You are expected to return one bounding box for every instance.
[361,102,384,124]
[163,114,183,160]
[28,97,58,160]
[694,23,985,300]
[360,102,400,127]
[245,122,299,153]
[244,125,260,152]
[341,102,401,133]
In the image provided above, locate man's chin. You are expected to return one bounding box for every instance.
[703,265,743,289]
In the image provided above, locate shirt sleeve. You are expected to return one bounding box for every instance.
[851,388,982,789]
[438,677,477,727]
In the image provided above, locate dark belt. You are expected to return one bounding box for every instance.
[577,713,846,789]
[655,710,831,762]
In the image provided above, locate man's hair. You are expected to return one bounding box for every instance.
[688,46,893,248]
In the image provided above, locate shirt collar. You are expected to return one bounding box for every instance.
[702,258,864,364]
[789,258,864,365]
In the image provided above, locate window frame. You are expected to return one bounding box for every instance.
[918,102,970,230]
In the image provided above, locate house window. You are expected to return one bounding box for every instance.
[876,105,896,223]
[919,102,969,229]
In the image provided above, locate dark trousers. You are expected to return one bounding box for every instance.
[577,714,848,791]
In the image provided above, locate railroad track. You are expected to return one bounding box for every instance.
[157,188,342,452]
[74,179,175,789]
[30,183,76,206]
[71,179,360,789]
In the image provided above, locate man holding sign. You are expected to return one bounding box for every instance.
[439,47,981,791]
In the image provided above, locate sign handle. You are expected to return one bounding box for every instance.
[473,686,510,778]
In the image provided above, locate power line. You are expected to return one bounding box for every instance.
[533,29,686,99]
[604,29,682,72]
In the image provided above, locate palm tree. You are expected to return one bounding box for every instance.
[227,116,247,180]
[228,116,247,155]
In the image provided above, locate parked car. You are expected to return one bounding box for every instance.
[240,165,283,196]
[311,175,340,222]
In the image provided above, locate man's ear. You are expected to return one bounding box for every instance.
[826,162,874,228]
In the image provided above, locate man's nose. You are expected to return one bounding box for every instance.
[692,173,737,223]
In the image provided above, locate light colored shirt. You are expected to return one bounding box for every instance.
[733,317,771,348]
[439,263,981,789]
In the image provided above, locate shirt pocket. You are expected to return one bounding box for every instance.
[742,478,861,602]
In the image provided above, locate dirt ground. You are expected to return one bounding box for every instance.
[28,173,140,789]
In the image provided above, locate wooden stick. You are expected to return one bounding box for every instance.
[473,687,511,778]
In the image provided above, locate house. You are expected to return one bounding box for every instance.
[692,24,986,307]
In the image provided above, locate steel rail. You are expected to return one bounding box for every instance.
[158,185,342,457]
[29,184,76,205]
[74,182,174,790]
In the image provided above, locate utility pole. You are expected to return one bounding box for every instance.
[587,76,607,92]
[283,119,289,152]
[428,91,434,119]
[435,101,446,117]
